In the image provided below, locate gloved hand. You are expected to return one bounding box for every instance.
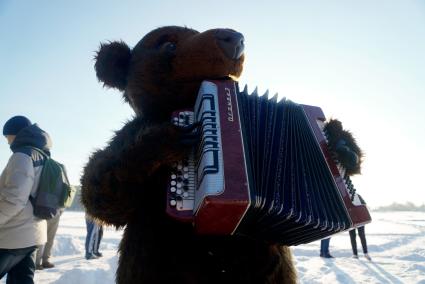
[335,139,360,171]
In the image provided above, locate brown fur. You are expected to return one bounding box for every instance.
[81,26,297,284]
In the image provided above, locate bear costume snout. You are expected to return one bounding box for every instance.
[214,29,245,60]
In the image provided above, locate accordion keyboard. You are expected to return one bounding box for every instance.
[169,111,196,211]
[168,88,224,213]
[193,91,225,212]
[167,88,225,215]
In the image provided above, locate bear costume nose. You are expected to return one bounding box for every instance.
[215,29,245,60]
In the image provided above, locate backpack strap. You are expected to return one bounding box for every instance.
[21,146,49,205]
[25,146,49,158]
[13,146,46,167]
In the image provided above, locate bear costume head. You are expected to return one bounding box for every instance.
[94,26,245,121]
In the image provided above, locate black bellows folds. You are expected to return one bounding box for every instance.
[235,86,351,246]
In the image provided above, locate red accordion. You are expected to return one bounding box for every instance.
[166,80,371,246]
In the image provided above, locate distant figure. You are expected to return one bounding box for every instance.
[85,215,103,260]
[320,238,334,258]
[35,208,64,270]
[349,226,371,260]
[0,116,50,284]
[349,194,371,261]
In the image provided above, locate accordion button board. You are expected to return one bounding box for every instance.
[166,80,372,245]
[167,112,197,222]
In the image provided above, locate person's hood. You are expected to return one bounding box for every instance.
[10,124,52,155]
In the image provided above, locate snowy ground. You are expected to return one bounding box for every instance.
[2,211,424,284]
[295,211,425,284]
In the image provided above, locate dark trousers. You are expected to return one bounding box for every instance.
[349,226,368,255]
[320,238,331,255]
[0,246,37,284]
[85,219,103,256]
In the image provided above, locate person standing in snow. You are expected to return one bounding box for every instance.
[84,214,103,260]
[0,116,50,284]
[320,237,334,258]
[349,194,371,261]
[35,207,64,270]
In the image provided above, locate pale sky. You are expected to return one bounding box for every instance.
[1,0,424,208]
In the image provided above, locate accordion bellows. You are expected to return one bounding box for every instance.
[166,80,371,246]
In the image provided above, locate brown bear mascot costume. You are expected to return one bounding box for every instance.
[81,26,362,284]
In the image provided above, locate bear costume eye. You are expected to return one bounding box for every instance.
[161,42,177,53]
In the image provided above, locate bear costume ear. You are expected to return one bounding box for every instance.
[95,41,131,91]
